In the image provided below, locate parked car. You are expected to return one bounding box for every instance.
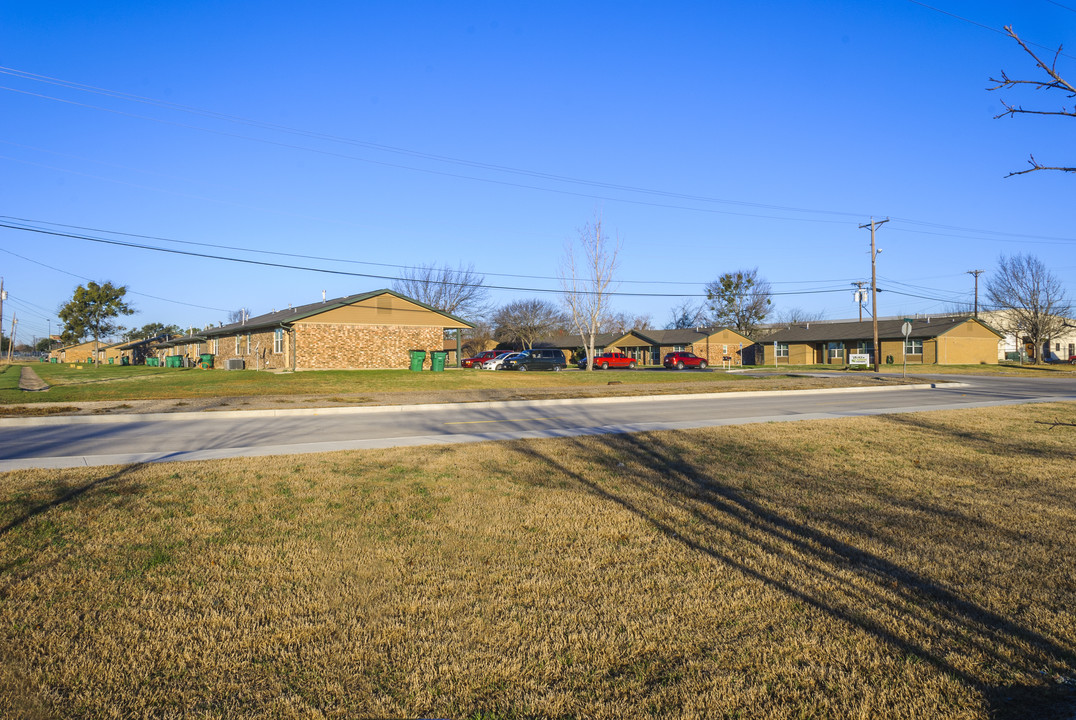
[502,348,567,372]
[482,352,522,370]
[577,352,637,370]
[462,350,500,368]
[663,351,707,370]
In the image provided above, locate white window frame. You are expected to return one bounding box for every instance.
[235,336,241,355]
[905,339,923,355]
[775,343,789,358]
[273,328,284,354]
[828,342,844,359]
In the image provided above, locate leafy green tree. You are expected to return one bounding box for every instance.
[130,322,181,340]
[35,337,56,352]
[705,268,772,336]
[57,281,135,349]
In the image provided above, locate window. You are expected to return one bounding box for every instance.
[1056,342,1061,351]
[828,342,844,359]
[246,333,251,354]
[775,343,789,358]
[235,336,241,355]
[274,328,284,354]
[213,339,218,355]
[905,339,923,355]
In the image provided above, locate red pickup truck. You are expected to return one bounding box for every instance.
[578,352,637,370]
[462,350,500,368]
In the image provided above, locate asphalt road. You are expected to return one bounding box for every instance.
[2,375,1074,470]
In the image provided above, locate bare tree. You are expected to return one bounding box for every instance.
[774,307,825,324]
[228,308,251,325]
[392,262,491,320]
[602,311,652,335]
[492,299,567,349]
[665,300,708,330]
[559,216,620,371]
[986,253,1071,364]
[705,268,772,336]
[989,25,1076,176]
[460,320,496,357]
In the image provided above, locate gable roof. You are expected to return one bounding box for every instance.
[613,326,753,346]
[202,289,473,338]
[764,315,1002,343]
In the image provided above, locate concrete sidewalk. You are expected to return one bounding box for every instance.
[17,367,49,392]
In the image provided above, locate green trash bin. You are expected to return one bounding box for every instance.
[200,353,214,369]
[430,350,447,372]
[50,357,57,363]
[165,355,183,368]
[408,349,426,371]
[121,356,130,366]
[108,357,114,364]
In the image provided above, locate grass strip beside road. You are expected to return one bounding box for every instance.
[1,402,1074,719]
[0,363,917,410]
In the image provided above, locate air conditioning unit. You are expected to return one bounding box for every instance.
[226,358,245,370]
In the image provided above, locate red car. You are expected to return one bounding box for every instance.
[663,351,708,370]
[462,350,500,368]
[578,352,637,370]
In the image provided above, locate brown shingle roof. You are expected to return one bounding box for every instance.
[764,316,1001,343]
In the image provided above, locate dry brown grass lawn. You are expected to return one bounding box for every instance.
[1,403,1074,719]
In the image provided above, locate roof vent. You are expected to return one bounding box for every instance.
[806,322,810,329]
[322,290,326,303]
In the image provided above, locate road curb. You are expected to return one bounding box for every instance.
[0,382,953,427]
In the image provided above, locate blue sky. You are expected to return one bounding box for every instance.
[1,0,1073,343]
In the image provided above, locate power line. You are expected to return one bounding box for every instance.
[905,0,1076,60]
[0,220,854,300]
[0,245,229,312]
[0,215,858,290]
[0,82,875,224]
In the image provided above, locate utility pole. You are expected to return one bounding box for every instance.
[966,269,984,319]
[851,281,868,322]
[7,314,16,362]
[0,277,5,360]
[859,217,889,372]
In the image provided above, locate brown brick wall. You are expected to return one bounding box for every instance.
[295,323,444,370]
[209,329,290,370]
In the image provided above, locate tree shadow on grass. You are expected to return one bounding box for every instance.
[0,463,148,576]
[508,428,1076,719]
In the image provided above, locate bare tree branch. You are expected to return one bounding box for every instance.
[989,25,1076,176]
[1035,419,1076,429]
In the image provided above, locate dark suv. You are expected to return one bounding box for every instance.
[502,348,567,371]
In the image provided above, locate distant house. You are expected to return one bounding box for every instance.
[533,332,625,363]
[757,316,1003,366]
[975,310,1076,362]
[115,334,175,365]
[532,327,754,365]
[198,289,473,370]
[51,340,122,364]
[606,327,754,366]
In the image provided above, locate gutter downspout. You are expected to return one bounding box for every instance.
[277,322,296,372]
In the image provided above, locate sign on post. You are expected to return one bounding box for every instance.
[849,353,870,368]
[902,319,913,378]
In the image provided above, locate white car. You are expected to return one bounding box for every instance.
[482,352,522,370]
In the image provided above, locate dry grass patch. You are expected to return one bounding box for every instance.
[1,403,1074,718]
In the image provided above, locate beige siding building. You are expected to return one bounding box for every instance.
[758,316,1002,366]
